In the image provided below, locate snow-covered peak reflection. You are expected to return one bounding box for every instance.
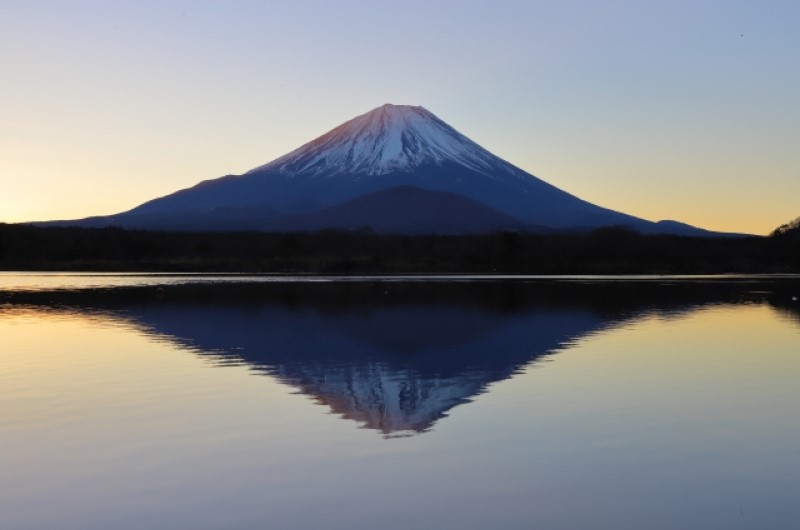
[4,280,768,437]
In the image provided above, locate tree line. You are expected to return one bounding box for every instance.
[0,223,797,273]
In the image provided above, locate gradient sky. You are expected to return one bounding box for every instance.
[2,0,798,234]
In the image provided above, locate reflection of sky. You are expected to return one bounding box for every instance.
[2,1,799,234]
[1,299,800,528]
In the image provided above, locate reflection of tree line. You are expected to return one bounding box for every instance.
[1,279,780,313]
[3,280,798,436]
[1,223,799,273]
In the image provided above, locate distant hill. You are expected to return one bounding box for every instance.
[270,185,526,234]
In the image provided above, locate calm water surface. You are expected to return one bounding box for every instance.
[1,275,799,529]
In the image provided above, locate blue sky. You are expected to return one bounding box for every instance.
[2,0,798,233]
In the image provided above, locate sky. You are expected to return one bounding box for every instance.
[1,0,798,235]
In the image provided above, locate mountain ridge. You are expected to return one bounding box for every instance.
[37,103,735,236]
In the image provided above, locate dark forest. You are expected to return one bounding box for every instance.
[0,223,798,274]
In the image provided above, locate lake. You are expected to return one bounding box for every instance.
[1,274,799,529]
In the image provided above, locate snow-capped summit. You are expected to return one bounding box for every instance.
[44,103,722,235]
[249,103,502,177]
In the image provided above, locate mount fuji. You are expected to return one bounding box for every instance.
[49,104,716,235]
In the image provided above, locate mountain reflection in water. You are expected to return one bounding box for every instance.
[4,280,797,437]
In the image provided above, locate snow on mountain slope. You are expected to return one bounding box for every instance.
[249,104,507,177]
